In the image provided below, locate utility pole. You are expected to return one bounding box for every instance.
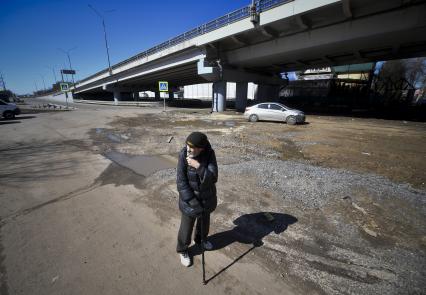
[58,47,77,84]
[250,0,259,24]
[61,62,67,82]
[46,66,57,84]
[88,4,113,75]
[40,74,46,91]
[0,72,6,90]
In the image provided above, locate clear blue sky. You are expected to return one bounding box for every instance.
[0,0,250,94]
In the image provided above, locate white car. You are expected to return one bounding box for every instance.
[0,99,21,119]
[244,102,305,125]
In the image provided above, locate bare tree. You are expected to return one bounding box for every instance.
[373,58,426,106]
[378,59,406,84]
[404,57,426,88]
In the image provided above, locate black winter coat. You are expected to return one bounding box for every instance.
[176,143,218,217]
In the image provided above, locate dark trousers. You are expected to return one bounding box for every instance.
[176,213,210,253]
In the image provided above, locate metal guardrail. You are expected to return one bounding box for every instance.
[73,99,162,107]
[78,0,293,85]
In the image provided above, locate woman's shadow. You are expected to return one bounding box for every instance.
[189,212,297,283]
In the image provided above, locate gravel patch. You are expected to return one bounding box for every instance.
[151,159,425,211]
[149,159,426,295]
[221,160,426,210]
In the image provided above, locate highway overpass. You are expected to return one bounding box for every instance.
[73,0,426,112]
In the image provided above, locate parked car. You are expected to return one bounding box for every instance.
[244,102,305,125]
[0,99,21,119]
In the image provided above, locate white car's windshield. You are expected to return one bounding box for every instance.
[277,103,290,110]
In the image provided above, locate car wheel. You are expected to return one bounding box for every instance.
[249,114,259,122]
[3,111,15,120]
[286,116,296,125]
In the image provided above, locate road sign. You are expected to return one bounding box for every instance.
[61,69,76,75]
[60,83,69,92]
[158,81,168,92]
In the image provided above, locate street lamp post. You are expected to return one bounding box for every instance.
[40,74,46,91]
[0,72,6,91]
[88,4,113,75]
[61,62,67,82]
[58,47,77,84]
[46,66,57,84]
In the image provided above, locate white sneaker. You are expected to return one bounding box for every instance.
[180,252,191,267]
[202,241,213,251]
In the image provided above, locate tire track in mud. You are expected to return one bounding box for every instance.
[0,182,101,226]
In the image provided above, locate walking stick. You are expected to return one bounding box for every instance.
[200,212,206,285]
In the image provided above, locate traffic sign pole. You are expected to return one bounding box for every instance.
[60,83,70,109]
[158,81,168,112]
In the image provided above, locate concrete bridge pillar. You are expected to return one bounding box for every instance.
[212,80,227,112]
[133,92,139,101]
[113,90,122,105]
[168,91,174,99]
[235,82,248,112]
[255,84,280,102]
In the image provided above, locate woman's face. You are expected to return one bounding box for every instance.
[187,145,203,158]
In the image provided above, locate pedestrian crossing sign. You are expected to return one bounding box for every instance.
[60,83,69,92]
[159,81,168,92]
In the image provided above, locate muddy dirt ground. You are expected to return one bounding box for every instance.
[1,103,425,295]
[87,109,426,294]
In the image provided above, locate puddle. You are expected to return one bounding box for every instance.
[224,121,236,127]
[104,151,175,177]
[107,134,122,143]
[204,120,236,127]
[94,128,130,143]
[297,141,318,147]
[94,162,146,189]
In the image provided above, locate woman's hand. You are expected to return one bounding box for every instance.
[186,156,200,169]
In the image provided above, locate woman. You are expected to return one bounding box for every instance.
[176,131,218,267]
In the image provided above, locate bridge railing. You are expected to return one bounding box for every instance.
[78,0,293,85]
